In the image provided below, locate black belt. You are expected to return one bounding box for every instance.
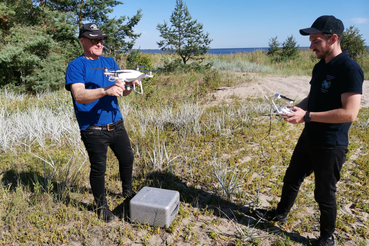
[86,119,123,131]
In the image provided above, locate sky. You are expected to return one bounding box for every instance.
[110,0,369,49]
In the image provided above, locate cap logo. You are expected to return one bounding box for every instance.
[90,24,99,30]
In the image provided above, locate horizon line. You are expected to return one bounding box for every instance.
[133,46,312,50]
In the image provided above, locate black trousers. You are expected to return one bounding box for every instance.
[276,137,347,239]
[81,124,134,206]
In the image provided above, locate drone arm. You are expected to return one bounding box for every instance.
[105,70,153,95]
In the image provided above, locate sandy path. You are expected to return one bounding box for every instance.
[211,75,369,108]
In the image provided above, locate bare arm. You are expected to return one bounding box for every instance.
[310,92,361,123]
[70,79,125,104]
[283,92,361,124]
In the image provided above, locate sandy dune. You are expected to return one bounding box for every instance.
[212,75,369,108]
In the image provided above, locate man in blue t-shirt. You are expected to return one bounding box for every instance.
[65,23,140,223]
[255,16,364,246]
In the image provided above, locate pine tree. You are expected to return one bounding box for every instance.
[281,35,299,60]
[156,0,212,64]
[0,0,142,92]
[45,0,143,54]
[267,36,280,56]
[341,26,366,60]
[0,2,79,91]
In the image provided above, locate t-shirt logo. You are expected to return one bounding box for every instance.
[322,80,331,89]
[321,75,334,93]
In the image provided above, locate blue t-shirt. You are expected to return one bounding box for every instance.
[65,55,123,130]
[301,51,364,146]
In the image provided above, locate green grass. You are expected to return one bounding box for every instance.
[0,50,369,245]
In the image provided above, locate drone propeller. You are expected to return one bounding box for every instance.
[90,67,118,73]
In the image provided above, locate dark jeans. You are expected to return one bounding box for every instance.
[276,137,347,239]
[81,124,134,206]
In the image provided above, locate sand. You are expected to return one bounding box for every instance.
[211,74,369,108]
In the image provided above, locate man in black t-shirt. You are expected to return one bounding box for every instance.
[255,15,364,246]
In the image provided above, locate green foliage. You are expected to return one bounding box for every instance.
[158,58,212,74]
[267,35,299,62]
[0,0,143,92]
[126,49,153,70]
[341,25,367,60]
[209,59,272,73]
[99,9,143,55]
[44,0,143,54]
[268,36,280,56]
[156,0,212,64]
[0,5,80,92]
[357,50,369,79]
[280,35,299,59]
[1,60,369,244]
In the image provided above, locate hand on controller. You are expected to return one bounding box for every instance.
[278,106,295,118]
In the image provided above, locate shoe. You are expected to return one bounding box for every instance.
[123,190,137,201]
[311,236,336,246]
[254,209,287,225]
[122,190,137,212]
[97,206,116,223]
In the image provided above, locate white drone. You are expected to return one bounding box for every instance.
[264,93,295,118]
[94,67,153,95]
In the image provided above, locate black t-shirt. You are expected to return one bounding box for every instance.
[301,51,364,146]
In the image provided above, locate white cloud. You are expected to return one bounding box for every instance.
[351,18,368,24]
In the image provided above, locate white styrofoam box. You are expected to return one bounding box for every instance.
[130,186,180,227]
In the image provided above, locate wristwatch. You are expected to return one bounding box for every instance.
[304,111,311,123]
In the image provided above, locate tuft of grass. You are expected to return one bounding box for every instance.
[1,50,369,245]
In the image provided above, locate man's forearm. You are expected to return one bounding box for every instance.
[310,108,356,123]
[75,88,107,104]
[71,83,107,104]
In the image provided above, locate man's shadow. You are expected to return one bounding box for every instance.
[112,170,311,245]
[1,168,311,245]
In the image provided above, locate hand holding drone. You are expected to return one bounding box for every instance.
[93,67,153,95]
[264,93,295,118]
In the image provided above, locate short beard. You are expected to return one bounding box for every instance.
[314,43,332,60]
[315,50,328,60]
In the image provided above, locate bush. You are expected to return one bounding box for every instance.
[280,35,299,60]
[341,26,367,60]
[267,35,299,62]
[0,25,79,92]
[126,49,153,70]
[158,58,212,74]
[268,36,280,57]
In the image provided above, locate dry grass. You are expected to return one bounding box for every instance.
[0,51,368,245]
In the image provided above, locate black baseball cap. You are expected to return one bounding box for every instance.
[78,23,107,39]
[299,15,344,37]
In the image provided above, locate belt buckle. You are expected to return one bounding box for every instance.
[107,122,115,131]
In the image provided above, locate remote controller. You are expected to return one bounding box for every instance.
[276,106,294,118]
[264,94,295,118]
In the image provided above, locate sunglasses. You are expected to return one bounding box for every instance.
[90,39,104,45]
